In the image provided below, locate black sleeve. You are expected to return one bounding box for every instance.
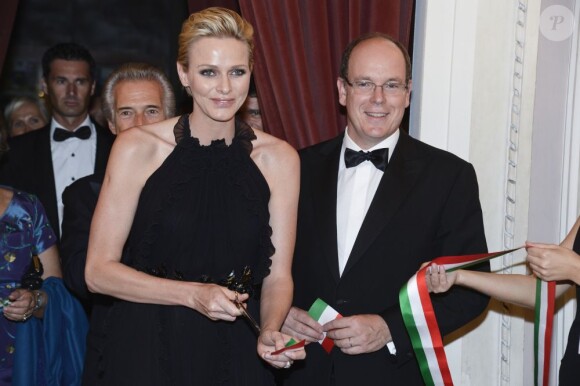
[60,180,99,300]
[381,162,490,358]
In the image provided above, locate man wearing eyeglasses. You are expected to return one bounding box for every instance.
[281,33,490,385]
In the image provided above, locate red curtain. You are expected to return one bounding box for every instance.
[239,0,414,149]
[0,0,20,77]
[188,0,241,14]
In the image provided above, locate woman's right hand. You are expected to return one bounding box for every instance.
[259,329,306,369]
[187,283,249,321]
[425,263,457,293]
[4,289,35,322]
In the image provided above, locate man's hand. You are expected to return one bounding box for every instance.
[324,314,391,355]
[281,306,324,342]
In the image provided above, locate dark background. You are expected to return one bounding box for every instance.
[0,0,192,114]
[0,0,414,149]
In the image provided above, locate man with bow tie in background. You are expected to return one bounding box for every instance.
[0,42,114,239]
[281,33,490,386]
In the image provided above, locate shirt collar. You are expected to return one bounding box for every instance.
[341,127,400,162]
[50,116,94,134]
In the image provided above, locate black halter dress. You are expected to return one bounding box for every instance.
[558,225,580,385]
[94,116,275,385]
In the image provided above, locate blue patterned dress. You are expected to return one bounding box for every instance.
[0,187,56,384]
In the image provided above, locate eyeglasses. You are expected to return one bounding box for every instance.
[343,79,408,95]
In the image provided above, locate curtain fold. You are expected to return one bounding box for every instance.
[0,0,20,77]
[187,0,240,14]
[239,0,414,149]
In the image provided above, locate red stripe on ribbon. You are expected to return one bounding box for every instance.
[542,281,556,386]
[401,247,524,385]
[417,268,453,384]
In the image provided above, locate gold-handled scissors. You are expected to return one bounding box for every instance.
[234,292,261,335]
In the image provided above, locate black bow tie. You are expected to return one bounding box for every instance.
[344,147,389,171]
[53,126,92,142]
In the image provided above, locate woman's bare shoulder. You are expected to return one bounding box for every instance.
[106,117,181,180]
[250,130,299,190]
[121,117,180,145]
[251,130,298,167]
[114,118,179,157]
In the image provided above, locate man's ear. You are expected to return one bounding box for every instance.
[40,78,48,96]
[107,120,117,135]
[337,78,347,107]
[405,79,413,107]
[406,79,413,94]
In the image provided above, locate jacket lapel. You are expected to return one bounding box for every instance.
[36,127,56,195]
[94,122,114,173]
[309,137,342,283]
[342,132,426,276]
[35,127,59,237]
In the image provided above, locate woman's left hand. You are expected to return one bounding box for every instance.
[424,263,457,293]
[527,242,580,283]
[258,329,306,369]
[3,289,35,322]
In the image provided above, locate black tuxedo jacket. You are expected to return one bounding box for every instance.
[284,131,490,386]
[60,171,104,308]
[0,122,114,239]
[60,171,114,385]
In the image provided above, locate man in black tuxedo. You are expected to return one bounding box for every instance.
[281,33,490,385]
[58,62,175,385]
[0,42,114,238]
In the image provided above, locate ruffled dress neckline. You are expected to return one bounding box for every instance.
[173,114,256,156]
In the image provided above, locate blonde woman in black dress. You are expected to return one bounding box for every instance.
[85,7,304,385]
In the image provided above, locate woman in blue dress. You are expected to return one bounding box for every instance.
[0,187,61,385]
[0,113,88,386]
[427,216,580,385]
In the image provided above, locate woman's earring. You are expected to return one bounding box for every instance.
[184,86,192,96]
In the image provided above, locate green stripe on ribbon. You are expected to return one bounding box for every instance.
[308,298,328,321]
[400,247,525,386]
[399,282,435,386]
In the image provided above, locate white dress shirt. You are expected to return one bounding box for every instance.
[336,127,400,354]
[50,116,97,233]
[336,128,399,276]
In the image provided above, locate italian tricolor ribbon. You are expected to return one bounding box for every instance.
[534,279,555,386]
[308,298,342,353]
[399,248,555,386]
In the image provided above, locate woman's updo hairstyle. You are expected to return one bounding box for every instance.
[177,7,254,71]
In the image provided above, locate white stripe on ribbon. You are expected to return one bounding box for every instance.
[316,304,339,324]
[407,274,445,385]
[537,280,549,384]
